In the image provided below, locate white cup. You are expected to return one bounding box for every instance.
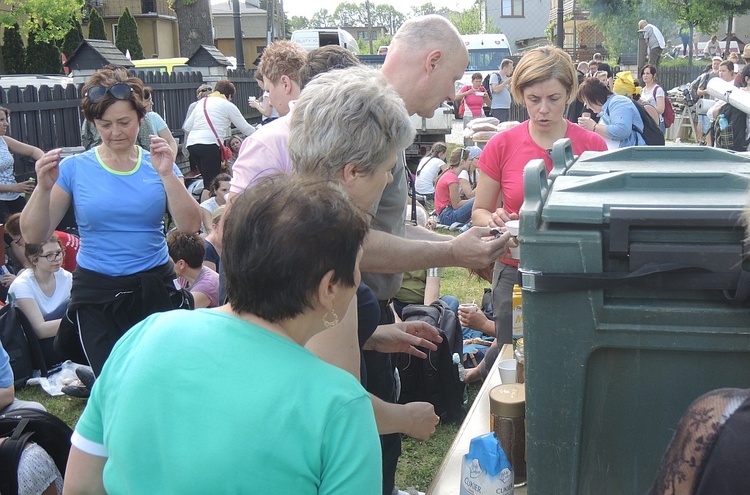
[476,91,485,96]
[248,96,257,103]
[459,302,478,312]
[498,358,518,384]
[505,220,520,259]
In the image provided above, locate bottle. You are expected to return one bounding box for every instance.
[490,384,526,487]
[719,114,728,130]
[452,353,468,406]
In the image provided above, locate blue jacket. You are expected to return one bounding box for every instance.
[601,94,646,147]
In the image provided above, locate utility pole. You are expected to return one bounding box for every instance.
[232,0,245,69]
[266,0,274,46]
[556,0,564,49]
[366,0,373,55]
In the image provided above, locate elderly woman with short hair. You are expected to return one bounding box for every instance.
[21,67,201,375]
[63,175,382,494]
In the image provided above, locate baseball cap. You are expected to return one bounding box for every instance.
[467,145,482,159]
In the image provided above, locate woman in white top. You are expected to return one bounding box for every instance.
[0,106,43,221]
[414,142,447,199]
[8,234,72,369]
[458,145,481,199]
[199,173,230,234]
[184,80,255,193]
[248,76,280,126]
[640,64,666,132]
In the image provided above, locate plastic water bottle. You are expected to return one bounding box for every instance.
[719,114,729,130]
[453,353,469,406]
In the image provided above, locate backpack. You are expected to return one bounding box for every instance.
[613,101,665,146]
[482,72,499,98]
[0,303,47,389]
[394,299,466,424]
[0,408,72,495]
[656,85,675,128]
[713,103,749,151]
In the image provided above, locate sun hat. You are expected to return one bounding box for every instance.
[613,71,635,96]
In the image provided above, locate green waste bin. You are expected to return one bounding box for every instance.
[518,144,750,495]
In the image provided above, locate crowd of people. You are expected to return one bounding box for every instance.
[2,16,750,495]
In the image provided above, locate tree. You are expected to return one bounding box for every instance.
[333,2,368,26]
[310,8,335,27]
[87,8,107,40]
[169,0,214,58]
[2,23,25,74]
[372,5,405,34]
[289,15,311,31]
[61,16,84,58]
[450,5,484,34]
[25,28,63,74]
[411,3,453,18]
[115,7,144,60]
[0,0,83,44]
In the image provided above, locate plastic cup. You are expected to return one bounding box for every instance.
[505,220,520,259]
[582,112,591,119]
[498,359,518,384]
[459,302,478,312]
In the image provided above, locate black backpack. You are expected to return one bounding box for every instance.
[607,101,665,146]
[0,408,72,495]
[0,303,47,389]
[482,72,499,98]
[394,299,466,424]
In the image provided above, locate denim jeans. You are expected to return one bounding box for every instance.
[439,198,475,226]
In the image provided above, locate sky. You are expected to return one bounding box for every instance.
[270,0,469,20]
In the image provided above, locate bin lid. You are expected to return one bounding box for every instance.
[541,171,750,225]
[557,146,750,178]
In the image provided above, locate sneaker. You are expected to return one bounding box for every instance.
[449,222,462,231]
[699,141,707,146]
[62,384,90,399]
[75,366,96,389]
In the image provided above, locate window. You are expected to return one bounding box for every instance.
[501,0,523,17]
[142,0,155,13]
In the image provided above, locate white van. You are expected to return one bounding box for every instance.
[290,28,360,55]
[456,34,512,92]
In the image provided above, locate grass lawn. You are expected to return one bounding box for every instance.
[16,254,489,492]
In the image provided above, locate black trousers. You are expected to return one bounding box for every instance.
[188,143,221,190]
[363,302,401,495]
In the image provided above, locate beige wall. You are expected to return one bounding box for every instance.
[215,38,267,68]
[86,17,179,59]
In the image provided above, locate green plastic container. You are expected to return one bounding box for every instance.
[518,147,750,495]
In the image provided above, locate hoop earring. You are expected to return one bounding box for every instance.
[323,309,339,328]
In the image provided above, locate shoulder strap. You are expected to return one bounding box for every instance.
[0,420,34,495]
[416,157,433,175]
[202,98,223,147]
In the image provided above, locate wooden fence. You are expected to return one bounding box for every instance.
[0,69,261,178]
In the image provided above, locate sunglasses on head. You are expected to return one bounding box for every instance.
[85,83,134,103]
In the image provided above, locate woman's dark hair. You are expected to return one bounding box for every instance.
[720,60,735,73]
[578,77,613,106]
[25,234,62,265]
[80,68,147,122]
[214,80,236,98]
[740,65,750,88]
[223,175,368,322]
[208,173,231,197]
[166,231,205,269]
[639,64,657,79]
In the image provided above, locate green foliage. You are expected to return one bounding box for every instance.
[411,2,453,17]
[115,7,144,60]
[0,0,83,44]
[25,27,63,74]
[289,15,310,31]
[87,8,107,40]
[61,16,84,58]
[450,5,484,35]
[358,34,392,54]
[2,23,26,75]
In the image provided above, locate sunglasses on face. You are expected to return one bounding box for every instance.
[85,83,134,103]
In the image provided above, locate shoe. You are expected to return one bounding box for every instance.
[449,222,462,231]
[75,366,96,389]
[699,141,707,146]
[62,384,90,399]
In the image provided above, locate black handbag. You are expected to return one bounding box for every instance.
[0,303,47,389]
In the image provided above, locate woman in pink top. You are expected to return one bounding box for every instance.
[456,72,492,136]
[435,147,474,227]
[467,46,607,381]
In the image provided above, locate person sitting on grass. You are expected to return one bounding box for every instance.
[63,176,382,494]
[199,173,230,234]
[435,147,475,229]
[167,231,219,309]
